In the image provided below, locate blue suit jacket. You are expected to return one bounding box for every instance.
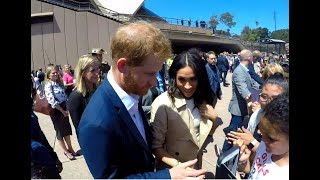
[205,63,222,98]
[78,78,170,179]
[217,56,229,72]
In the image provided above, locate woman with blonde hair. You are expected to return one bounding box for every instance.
[261,63,284,81]
[67,54,100,138]
[44,64,76,160]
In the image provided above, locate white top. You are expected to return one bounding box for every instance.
[253,61,262,77]
[186,99,201,142]
[247,108,263,134]
[107,71,147,144]
[44,81,68,108]
[248,141,289,180]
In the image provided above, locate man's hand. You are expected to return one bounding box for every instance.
[169,159,207,179]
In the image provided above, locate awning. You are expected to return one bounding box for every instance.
[257,38,286,44]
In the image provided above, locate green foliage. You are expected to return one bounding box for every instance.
[206,12,288,41]
[209,15,219,30]
[254,27,270,39]
[215,30,231,36]
[232,34,240,39]
[219,12,236,29]
[271,29,289,42]
[248,33,258,43]
[240,26,272,42]
[240,26,251,41]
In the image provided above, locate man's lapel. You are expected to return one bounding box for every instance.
[117,107,151,152]
[104,79,151,153]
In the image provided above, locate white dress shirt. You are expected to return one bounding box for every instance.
[107,70,147,144]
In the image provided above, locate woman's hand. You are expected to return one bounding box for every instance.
[251,102,261,113]
[205,104,218,121]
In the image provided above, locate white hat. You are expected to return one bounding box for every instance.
[91,48,107,54]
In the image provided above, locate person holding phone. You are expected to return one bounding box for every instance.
[234,94,289,180]
[227,73,288,151]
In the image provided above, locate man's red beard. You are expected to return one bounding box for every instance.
[123,68,149,96]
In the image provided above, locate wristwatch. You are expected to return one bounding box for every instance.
[248,139,258,150]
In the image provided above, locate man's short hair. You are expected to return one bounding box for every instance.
[252,50,262,57]
[111,21,172,66]
[207,51,216,56]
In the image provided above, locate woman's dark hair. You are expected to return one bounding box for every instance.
[168,49,214,112]
[262,93,289,137]
[264,72,289,94]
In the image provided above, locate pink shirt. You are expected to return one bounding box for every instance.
[63,72,74,84]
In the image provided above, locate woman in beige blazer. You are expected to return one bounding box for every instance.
[150,49,219,170]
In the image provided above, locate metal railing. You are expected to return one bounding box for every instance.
[37,0,246,43]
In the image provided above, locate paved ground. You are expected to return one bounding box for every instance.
[36,72,233,179]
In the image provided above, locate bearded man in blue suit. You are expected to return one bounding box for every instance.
[78,21,207,179]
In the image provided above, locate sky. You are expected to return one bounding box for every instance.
[144,0,289,35]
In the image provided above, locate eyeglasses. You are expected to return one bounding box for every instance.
[259,93,278,103]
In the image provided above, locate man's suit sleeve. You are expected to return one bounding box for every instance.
[79,123,118,179]
[216,68,222,98]
[79,116,172,179]
[205,64,215,93]
[233,70,251,99]
[126,169,170,179]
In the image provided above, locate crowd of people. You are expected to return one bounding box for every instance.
[31,21,289,179]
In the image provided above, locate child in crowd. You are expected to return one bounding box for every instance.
[235,94,289,180]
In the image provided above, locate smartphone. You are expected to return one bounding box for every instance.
[251,88,261,102]
[214,144,221,157]
[223,126,237,135]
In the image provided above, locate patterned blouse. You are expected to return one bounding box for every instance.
[44,81,68,108]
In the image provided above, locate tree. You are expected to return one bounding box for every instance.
[208,14,219,30]
[240,26,251,42]
[254,27,270,39]
[215,30,231,36]
[219,12,236,31]
[271,29,289,42]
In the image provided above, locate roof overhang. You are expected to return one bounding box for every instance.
[31,12,54,24]
[258,38,286,44]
